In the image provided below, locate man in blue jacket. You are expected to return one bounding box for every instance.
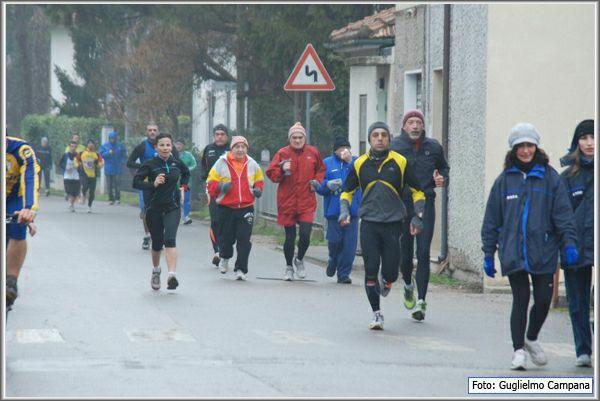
[317,136,362,284]
[99,131,128,205]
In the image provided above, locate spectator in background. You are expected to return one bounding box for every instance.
[99,131,128,205]
[266,122,325,281]
[36,136,53,196]
[175,138,197,225]
[316,136,361,284]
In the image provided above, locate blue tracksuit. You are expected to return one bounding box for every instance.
[481,163,577,276]
[560,155,594,358]
[99,132,128,176]
[317,154,362,280]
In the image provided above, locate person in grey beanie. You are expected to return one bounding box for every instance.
[481,122,578,370]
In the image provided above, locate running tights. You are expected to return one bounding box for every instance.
[283,222,312,266]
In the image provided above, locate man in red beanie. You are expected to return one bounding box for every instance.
[266,122,326,281]
[391,109,450,322]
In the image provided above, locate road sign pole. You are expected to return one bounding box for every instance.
[305,91,311,144]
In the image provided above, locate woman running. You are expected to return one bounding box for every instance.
[481,123,578,370]
[133,133,190,291]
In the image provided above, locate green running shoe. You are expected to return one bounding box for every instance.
[403,283,416,310]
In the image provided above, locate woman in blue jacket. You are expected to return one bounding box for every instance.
[317,136,362,284]
[559,119,594,368]
[481,123,578,371]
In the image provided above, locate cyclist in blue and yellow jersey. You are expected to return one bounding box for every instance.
[6,136,40,308]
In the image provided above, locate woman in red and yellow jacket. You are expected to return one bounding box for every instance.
[207,136,264,280]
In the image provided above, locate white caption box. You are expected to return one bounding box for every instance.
[468,377,594,394]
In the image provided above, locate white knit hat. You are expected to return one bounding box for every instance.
[508,123,540,149]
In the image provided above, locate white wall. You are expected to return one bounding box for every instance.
[192,80,237,151]
[485,4,596,192]
[348,66,379,153]
[49,25,82,107]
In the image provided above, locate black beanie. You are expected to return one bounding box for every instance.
[569,119,594,152]
[367,121,391,142]
[213,124,229,135]
[333,136,351,152]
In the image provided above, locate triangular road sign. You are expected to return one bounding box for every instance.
[284,43,335,91]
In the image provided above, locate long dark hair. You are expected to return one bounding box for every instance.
[504,146,549,170]
[564,148,584,177]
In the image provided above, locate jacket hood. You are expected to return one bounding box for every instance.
[109,132,117,141]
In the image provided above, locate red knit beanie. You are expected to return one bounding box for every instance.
[402,109,425,126]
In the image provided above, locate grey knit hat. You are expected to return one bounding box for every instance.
[508,123,540,149]
[367,121,391,141]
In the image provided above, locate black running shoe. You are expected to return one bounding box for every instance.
[6,276,18,307]
[212,253,221,267]
[167,275,179,290]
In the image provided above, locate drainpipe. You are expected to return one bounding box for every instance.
[438,4,451,264]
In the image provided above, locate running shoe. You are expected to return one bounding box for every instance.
[151,268,161,291]
[142,236,151,250]
[369,312,384,330]
[212,253,221,267]
[235,270,247,281]
[337,277,352,284]
[576,354,592,367]
[6,276,18,307]
[116,200,121,205]
[403,283,416,310]
[326,261,336,277]
[379,272,392,297]
[511,349,527,370]
[87,206,92,214]
[167,274,179,290]
[412,299,426,321]
[109,201,115,205]
[294,257,306,279]
[219,258,229,274]
[183,216,192,225]
[524,339,548,366]
[69,204,75,213]
[284,266,294,281]
[45,189,50,196]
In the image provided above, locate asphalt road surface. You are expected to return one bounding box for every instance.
[4,196,595,397]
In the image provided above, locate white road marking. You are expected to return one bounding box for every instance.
[375,333,475,353]
[6,329,65,344]
[125,328,195,342]
[252,329,332,346]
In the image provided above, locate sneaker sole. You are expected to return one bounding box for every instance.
[510,365,527,371]
[369,324,384,330]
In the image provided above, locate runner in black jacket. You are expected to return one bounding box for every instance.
[133,133,190,291]
[200,124,230,266]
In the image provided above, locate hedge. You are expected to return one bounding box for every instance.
[19,114,117,157]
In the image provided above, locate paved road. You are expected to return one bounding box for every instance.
[4,196,595,397]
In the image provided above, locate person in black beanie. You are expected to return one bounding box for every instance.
[200,124,230,267]
[340,121,425,330]
[315,135,362,284]
[559,119,594,368]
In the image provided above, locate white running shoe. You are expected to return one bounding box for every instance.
[284,266,294,281]
[369,312,384,330]
[293,257,306,279]
[524,339,548,366]
[69,204,75,213]
[151,268,161,291]
[87,206,92,214]
[575,354,592,367]
[511,349,527,370]
[235,270,247,281]
[219,258,229,274]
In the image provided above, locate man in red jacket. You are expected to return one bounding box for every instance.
[266,122,326,281]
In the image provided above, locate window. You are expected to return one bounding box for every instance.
[404,71,423,112]
[359,94,367,155]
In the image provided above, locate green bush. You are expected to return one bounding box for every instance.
[20,113,108,157]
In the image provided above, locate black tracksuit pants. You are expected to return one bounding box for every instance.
[508,270,554,351]
[209,196,220,253]
[400,197,436,300]
[218,205,254,274]
[360,220,402,312]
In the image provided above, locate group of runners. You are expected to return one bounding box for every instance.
[4,111,595,371]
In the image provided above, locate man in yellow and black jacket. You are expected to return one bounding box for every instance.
[339,122,425,330]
